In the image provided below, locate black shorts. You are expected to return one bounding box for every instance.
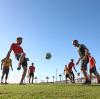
[65,74,69,78]
[69,71,75,78]
[16,54,27,67]
[29,73,34,78]
[3,67,9,76]
[90,67,99,76]
[22,58,27,67]
[81,59,89,70]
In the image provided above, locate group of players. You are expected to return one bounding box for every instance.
[1,37,100,85]
[64,40,100,84]
[1,37,35,85]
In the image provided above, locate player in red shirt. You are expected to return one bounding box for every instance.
[87,53,100,83]
[6,37,28,85]
[67,59,77,83]
[28,63,35,84]
[7,37,25,68]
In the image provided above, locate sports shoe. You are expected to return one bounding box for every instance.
[19,83,26,85]
[19,82,25,85]
[1,82,3,84]
[26,58,29,61]
[5,82,8,84]
[82,80,91,84]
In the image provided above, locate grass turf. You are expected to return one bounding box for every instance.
[0,83,100,99]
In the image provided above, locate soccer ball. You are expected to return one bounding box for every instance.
[45,52,52,60]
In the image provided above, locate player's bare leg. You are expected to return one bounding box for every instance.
[1,73,5,84]
[19,66,27,85]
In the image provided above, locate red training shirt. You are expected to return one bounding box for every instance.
[29,66,35,73]
[89,56,96,69]
[10,43,24,54]
[68,62,75,72]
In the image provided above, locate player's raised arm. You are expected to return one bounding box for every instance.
[6,44,13,58]
[76,58,81,65]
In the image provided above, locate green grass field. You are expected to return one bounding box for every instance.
[0,83,100,99]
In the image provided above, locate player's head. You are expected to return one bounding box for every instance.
[71,59,73,62]
[72,40,79,47]
[65,65,67,68]
[17,37,23,44]
[32,63,34,65]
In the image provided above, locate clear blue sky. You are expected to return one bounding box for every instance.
[0,0,100,83]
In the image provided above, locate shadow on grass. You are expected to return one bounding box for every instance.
[90,84,100,86]
[0,92,8,95]
[56,83,100,87]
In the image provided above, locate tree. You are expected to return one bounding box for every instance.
[34,77,37,83]
[46,77,49,83]
[53,76,55,83]
[59,74,62,83]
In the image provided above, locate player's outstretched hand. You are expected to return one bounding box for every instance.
[77,73,80,76]
[12,68,13,71]
[17,67,21,70]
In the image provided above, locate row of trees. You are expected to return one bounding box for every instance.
[25,74,63,83]
[45,74,62,83]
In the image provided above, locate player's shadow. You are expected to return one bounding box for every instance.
[90,84,100,86]
[0,92,7,94]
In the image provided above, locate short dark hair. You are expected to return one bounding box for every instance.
[71,59,73,61]
[73,40,78,43]
[17,37,23,40]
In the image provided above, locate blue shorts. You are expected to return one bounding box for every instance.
[81,59,89,70]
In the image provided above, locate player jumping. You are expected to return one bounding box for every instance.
[6,37,28,85]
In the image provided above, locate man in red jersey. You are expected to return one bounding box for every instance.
[87,53,100,83]
[7,37,28,85]
[67,59,77,83]
[28,63,35,84]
